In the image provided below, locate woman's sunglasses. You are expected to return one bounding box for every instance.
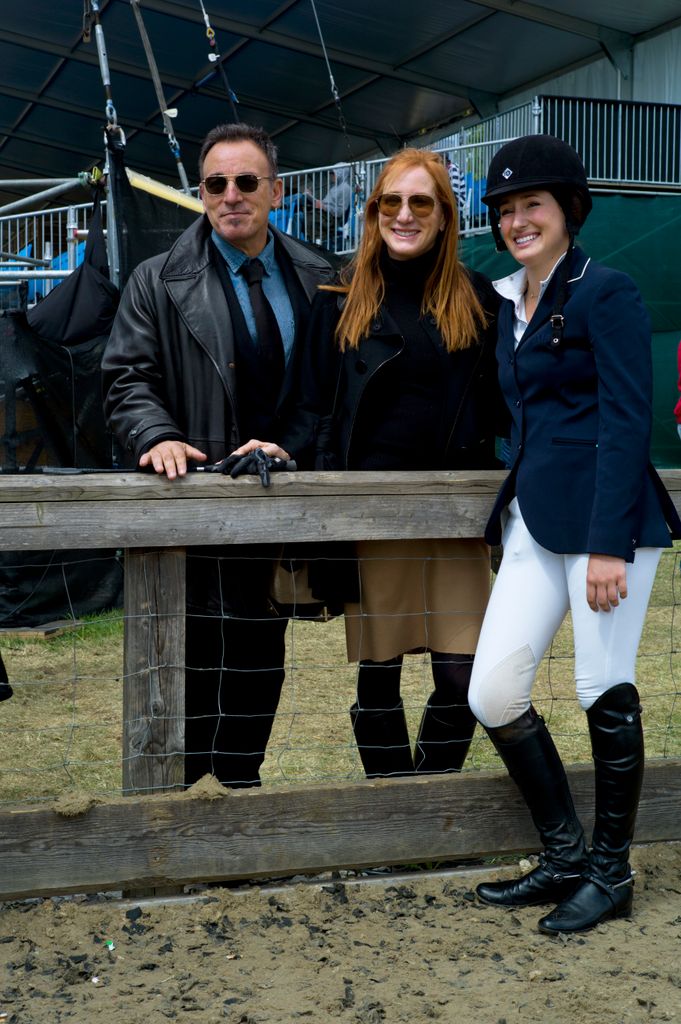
[201,173,274,195]
[376,193,436,216]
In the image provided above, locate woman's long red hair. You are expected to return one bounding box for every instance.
[324,148,488,352]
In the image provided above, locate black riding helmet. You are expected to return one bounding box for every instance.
[482,134,592,347]
[482,134,592,254]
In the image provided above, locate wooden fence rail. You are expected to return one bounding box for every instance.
[1,469,680,899]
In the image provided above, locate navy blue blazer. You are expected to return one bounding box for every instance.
[485,246,681,562]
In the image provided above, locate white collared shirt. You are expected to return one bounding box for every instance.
[493,252,568,347]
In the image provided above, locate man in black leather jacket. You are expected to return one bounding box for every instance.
[102,122,334,788]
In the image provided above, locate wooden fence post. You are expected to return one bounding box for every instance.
[122,547,186,795]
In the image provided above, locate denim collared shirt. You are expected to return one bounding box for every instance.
[211,229,296,363]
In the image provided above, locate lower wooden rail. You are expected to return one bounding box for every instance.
[1,761,680,901]
[1,471,680,898]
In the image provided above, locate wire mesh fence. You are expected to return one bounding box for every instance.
[1,543,679,809]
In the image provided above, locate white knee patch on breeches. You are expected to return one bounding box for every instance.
[469,643,538,729]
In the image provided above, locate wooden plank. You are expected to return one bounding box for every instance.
[1,760,680,900]
[0,468,680,504]
[0,470,509,504]
[122,549,186,795]
[1,469,680,551]
[0,494,499,549]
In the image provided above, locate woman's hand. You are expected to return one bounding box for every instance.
[586,554,628,613]
[230,439,291,461]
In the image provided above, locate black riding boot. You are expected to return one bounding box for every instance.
[539,683,643,934]
[476,707,588,908]
[350,702,415,778]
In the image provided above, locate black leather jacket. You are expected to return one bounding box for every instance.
[102,215,334,465]
[281,269,506,471]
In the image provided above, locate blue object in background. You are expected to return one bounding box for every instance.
[269,194,307,240]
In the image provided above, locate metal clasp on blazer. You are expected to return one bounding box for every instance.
[550,314,564,347]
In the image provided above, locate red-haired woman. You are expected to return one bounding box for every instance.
[236,148,505,777]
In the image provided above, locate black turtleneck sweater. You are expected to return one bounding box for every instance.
[350,243,453,471]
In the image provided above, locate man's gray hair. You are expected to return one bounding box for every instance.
[198,123,279,179]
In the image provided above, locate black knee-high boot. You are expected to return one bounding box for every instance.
[415,654,477,774]
[352,658,414,778]
[476,707,588,907]
[538,683,644,934]
[350,702,415,778]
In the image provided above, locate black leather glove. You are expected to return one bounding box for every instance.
[209,449,296,488]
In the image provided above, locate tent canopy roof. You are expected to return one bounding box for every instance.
[0,0,679,206]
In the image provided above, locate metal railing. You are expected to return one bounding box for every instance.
[540,95,681,186]
[1,93,679,300]
[0,202,94,304]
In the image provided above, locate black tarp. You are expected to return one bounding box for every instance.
[0,190,124,626]
[27,190,119,347]
[107,133,198,290]
[0,148,201,626]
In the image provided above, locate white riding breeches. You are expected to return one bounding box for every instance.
[468,498,662,729]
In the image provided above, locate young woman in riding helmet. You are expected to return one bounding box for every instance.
[467,134,681,934]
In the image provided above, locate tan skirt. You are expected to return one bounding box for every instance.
[344,538,491,663]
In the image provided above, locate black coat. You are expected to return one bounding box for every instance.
[485,247,681,561]
[276,268,506,611]
[281,269,506,470]
[101,216,334,617]
[102,215,334,465]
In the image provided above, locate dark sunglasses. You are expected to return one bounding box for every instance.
[201,173,274,195]
[376,193,436,216]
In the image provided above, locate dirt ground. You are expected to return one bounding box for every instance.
[1,843,680,1024]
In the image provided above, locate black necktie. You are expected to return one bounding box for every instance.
[239,258,285,391]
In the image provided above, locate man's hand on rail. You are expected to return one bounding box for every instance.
[139,440,207,479]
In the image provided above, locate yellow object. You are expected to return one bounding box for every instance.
[126,169,202,213]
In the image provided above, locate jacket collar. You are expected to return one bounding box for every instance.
[494,247,590,305]
[160,216,212,279]
[500,246,591,347]
[334,294,403,342]
[159,215,333,286]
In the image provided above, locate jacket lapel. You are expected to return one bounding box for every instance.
[515,246,590,351]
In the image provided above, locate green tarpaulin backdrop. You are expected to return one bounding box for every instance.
[461,192,681,468]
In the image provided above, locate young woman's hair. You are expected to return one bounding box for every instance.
[323,148,488,352]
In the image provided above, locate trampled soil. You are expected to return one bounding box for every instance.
[2,842,680,1024]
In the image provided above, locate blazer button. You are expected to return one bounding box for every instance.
[356,359,368,374]
[227,361,236,370]
[517,442,523,450]
[515,399,521,407]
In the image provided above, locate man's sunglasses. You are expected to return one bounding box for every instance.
[201,173,274,195]
[376,193,436,216]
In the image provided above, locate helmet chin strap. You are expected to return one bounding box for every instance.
[489,209,506,254]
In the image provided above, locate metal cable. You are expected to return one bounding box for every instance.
[130,0,191,194]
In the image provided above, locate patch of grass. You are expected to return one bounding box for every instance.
[1,547,680,805]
